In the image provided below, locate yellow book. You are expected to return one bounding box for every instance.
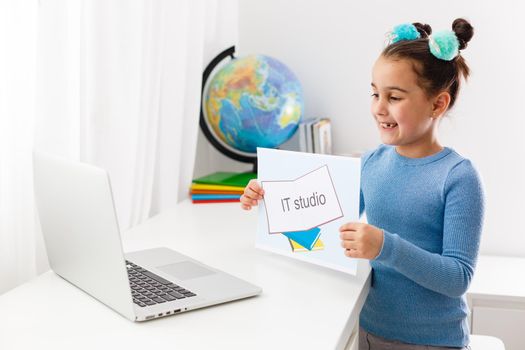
[190,183,245,192]
[289,238,324,252]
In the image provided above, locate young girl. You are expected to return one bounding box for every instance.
[240,18,483,350]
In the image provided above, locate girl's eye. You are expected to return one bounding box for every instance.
[371,93,379,98]
[390,96,401,101]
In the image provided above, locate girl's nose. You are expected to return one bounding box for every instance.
[372,97,388,117]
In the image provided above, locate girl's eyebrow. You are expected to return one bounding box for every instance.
[371,83,409,93]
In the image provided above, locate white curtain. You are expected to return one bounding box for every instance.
[1,0,211,294]
[0,0,39,295]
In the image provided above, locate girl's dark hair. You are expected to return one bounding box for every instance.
[382,18,474,109]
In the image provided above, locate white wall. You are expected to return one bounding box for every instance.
[237,0,525,257]
[193,0,256,178]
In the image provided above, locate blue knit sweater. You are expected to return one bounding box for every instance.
[359,144,485,347]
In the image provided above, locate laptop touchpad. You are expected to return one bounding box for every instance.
[157,261,216,280]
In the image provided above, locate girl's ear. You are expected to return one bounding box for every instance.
[432,91,451,118]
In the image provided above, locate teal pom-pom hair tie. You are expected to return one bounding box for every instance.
[428,30,459,61]
[390,23,421,43]
[387,22,460,61]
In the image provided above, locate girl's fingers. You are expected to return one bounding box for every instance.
[241,180,264,211]
[339,231,356,241]
[339,222,363,232]
[240,195,259,207]
[341,240,358,250]
[240,196,253,209]
[240,195,252,205]
[247,179,261,189]
[244,186,263,199]
[344,249,359,258]
[246,180,264,197]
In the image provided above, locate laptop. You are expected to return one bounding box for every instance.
[32,150,261,321]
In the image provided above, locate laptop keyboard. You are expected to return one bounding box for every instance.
[126,260,196,308]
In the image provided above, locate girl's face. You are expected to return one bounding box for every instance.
[371,56,441,156]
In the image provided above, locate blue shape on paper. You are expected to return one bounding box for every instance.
[282,227,321,251]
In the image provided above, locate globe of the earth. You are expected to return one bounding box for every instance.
[204,54,303,154]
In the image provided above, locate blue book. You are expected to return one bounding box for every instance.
[282,227,321,251]
[191,194,241,200]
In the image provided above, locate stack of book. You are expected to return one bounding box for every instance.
[190,172,257,204]
[297,118,332,154]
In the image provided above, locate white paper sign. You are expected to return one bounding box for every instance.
[262,165,343,233]
[256,148,361,275]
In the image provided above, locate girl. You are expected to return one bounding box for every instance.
[240,18,483,350]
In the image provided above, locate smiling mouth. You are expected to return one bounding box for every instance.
[380,122,398,129]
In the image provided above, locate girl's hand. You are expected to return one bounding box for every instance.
[339,222,384,259]
[240,179,264,210]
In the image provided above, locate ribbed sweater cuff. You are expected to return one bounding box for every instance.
[373,229,396,264]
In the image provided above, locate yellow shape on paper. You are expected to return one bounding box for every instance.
[289,238,324,253]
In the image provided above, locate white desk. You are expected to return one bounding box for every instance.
[467,255,525,350]
[0,201,371,350]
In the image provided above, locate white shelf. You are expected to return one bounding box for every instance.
[467,255,525,350]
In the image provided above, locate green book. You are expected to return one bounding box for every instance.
[192,172,257,188]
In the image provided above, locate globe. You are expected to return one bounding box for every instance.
[202,51,304,162]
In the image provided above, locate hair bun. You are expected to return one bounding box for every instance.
[413,22,432,38]
[452,18,474,50]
